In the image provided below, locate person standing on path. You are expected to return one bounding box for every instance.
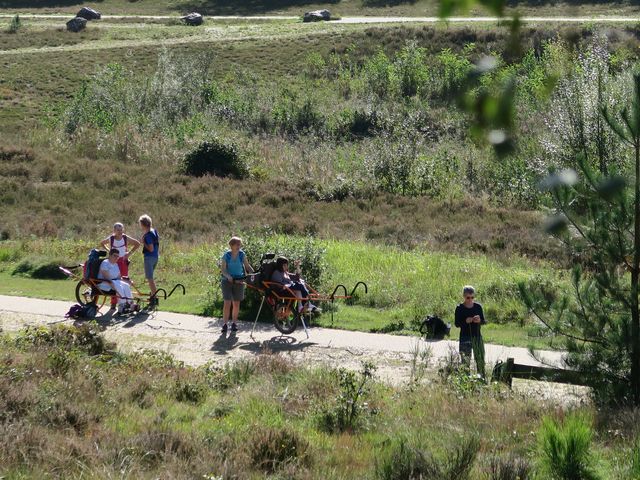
[454,285,486,378]
[220,236,254,333]
[139,214,160,307]
[99,222,140,309]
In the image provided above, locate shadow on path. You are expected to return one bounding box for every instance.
[211,331,239,354]
[238,335,317,354]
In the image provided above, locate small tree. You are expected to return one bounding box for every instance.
[8,14,21,33]
[521,74,640,405]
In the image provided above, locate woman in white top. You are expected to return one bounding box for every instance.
[99,222,140,308]
[99,222,141,277]
[98,248,134,313]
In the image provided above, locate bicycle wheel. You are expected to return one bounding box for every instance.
[273,301,298,334]
[75,280,98,306]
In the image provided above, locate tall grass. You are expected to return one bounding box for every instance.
[538,413,601,480]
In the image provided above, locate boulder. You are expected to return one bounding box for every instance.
[303,9,331,22]
[181,12,204,26]
[66,17,87,32]
[76,7,101,20]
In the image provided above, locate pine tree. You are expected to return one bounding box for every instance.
[520,74,640,405]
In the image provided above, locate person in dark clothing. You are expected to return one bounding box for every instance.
[454,285,486,378]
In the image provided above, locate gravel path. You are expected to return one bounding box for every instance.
[0,294,563,379]
[0,294,590,403]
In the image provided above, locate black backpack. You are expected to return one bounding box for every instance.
[420,315,451,340]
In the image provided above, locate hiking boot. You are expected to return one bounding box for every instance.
[231,322,238,332]
[221,323,228,334]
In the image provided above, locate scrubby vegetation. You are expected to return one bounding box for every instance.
[0,325,638,479]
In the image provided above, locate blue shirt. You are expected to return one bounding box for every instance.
[143,229,159,258]
[222,250,245,279]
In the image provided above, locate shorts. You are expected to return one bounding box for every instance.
[221,278,245,301]
[144,256,158,280]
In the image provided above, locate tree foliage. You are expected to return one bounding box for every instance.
[520,75,640,404]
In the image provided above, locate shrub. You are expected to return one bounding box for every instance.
[489,454,531,480]
[12,256,68,280]
[174,380,209,404]
[180,139,248,178]
[14,324,110,356]
[394,41,430,98]
[318,361,376,433]
[202,358,256,390]
[8,14,21,34]
[0,146,34,162]
[537,414,601,480]
[376,436,479,480]
[124,349,183,369]
[250,427,309,473]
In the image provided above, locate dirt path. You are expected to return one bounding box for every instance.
[0,294,561,377]
[0,295,591,403]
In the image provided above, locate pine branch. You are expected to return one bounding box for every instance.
[529,307,609,346]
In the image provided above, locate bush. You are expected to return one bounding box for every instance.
[0,146,34,162]
[489,454,531,480]
[537,414,601,480]
[376,436,479,480]
[180,139,248,178]
[174,380,209,404]
[250,427,309,473]
[317,361,376,433]
[12,256,68,280]
[8,14,21,34]
[242,235,326,288]
[14,324,110,356]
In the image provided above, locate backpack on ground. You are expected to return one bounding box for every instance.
[420,315,451,340]
[65,302,97,320]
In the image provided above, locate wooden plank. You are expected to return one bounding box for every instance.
[494,357,591,387]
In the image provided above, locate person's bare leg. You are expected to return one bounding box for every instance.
[222,301,231,325]
[231,301,240,331]
[232,301,240,322]
[148,279,157,297]
[293,291,304,311]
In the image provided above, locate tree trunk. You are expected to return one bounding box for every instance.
[632,140,640,405]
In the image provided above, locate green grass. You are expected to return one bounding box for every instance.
[0,237,564,349]
[0,325,636,479]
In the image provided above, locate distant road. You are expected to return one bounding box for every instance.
[1,14,640,23]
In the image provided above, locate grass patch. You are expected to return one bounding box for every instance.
[0,237,563,349]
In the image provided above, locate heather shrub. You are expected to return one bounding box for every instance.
[250,427,310,473]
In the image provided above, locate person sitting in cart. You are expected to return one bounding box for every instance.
[99,222,140,310]
[271,256,321,313]
[98,248,135,314]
